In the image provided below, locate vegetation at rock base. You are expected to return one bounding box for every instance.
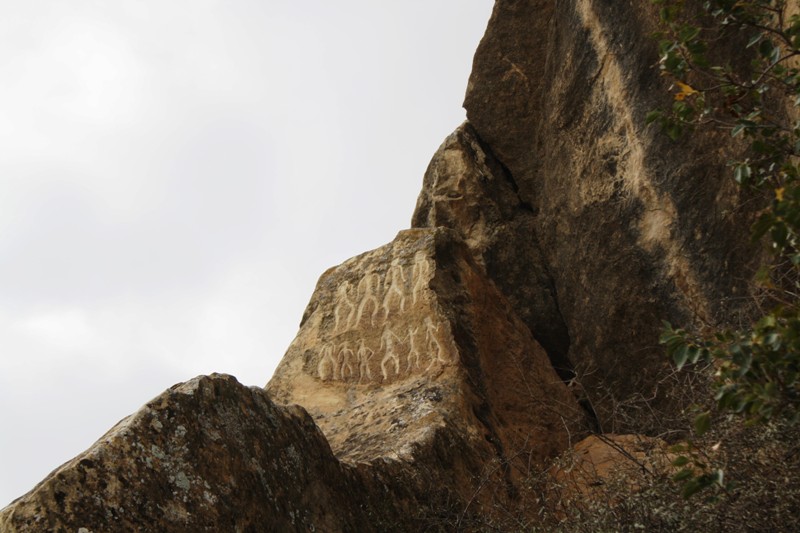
[647,0,800,502]
[533,423,800,532]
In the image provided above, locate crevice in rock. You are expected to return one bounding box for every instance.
[463,124,603,434]
[465,123,577,383]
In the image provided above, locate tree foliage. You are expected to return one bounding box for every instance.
[650,0,800,498]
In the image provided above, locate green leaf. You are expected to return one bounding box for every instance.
[674,344,690,370]
[669,443,688,453]
[646,110,663,125]
[772,222,788,248]
[678,25,700,44]
[673,468,694,482]
[672,456,690,467]
[682,479,705,499]
[733,163,751,184]
[747,33,762,48]
[759,39,775,60]
[752,213,775,240]
[688,346,702,364]
[667,123,683,141]
[694,411,712,436]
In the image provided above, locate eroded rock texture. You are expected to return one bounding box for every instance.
[2,230,586,531]
[0,1,765,530]
[268,227,585,506]
[413,122,573,381]
[445,0,760,431]
[0,375,412,532]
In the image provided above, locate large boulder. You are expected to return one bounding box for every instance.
[0,374,396,532]
[454,0,760,431]
[267,227,586,507]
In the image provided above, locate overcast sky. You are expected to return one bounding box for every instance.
[0,1,493,507]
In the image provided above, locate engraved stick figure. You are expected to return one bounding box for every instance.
[317,344,340,381]
[339,341,355,380]
[379,327,405,381]
[411,252,431,304]
[355,272,381,326]
[356,339,374,383]
[382,259,407,319]
[424,317,447,371]
[406,326,422,372]
[333,282,356,333]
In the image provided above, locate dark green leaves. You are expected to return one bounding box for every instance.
[653,0,800,501]
[694,412,712,436]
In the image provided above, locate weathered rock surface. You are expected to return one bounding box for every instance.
[0,1,773,529]
[451,0,761,431]
[551,433,671,501]
[268,227,586,506]
[412,123,572,381]
[1,229,586,531]
[0,374,413,532]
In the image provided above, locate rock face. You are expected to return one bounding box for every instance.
[551,434,671,505]
[0,374,391,532]
[454,0,759,431]
[412,122,573,381]
[268,227,585,505]
[2,229,586,531]
[0,1,765,530]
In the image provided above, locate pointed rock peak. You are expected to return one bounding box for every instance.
[268,227,585,469]
[413,122,573,381]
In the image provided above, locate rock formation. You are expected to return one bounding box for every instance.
[268,228,585,502]
[0,375,389,532]
[1,230,587,531]
[1,1,764,531]
[459,0,758,431]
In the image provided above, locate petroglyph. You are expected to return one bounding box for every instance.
[405,326,423,372]
[379,327,405,381]
[382,259,407,319]
[316,315,453,384]
[317,344,340,381]
[355,272,382,327]
[310,246,457,385]
[411,252,431,304]
[356,339,374,383]
[424,317,449,370]
[339,342,356,380]
[333,282,357,333]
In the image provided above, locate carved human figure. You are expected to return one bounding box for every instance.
[317,344,340,381]
[355,272,381,327]
[411,251,431,305]
[424,317,448,371]
[338,341,355,380]
[333,282,356,333]
[405,326,422,372]
[379,327,405,381]
[382,258,407,319]
[356,339,374,383]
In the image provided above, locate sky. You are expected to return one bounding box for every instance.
[0,0,494,507]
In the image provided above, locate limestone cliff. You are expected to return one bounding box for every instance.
[0,1,763,531]
[458,0,758,431]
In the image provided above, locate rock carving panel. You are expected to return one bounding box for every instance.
[313,244,449,385]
